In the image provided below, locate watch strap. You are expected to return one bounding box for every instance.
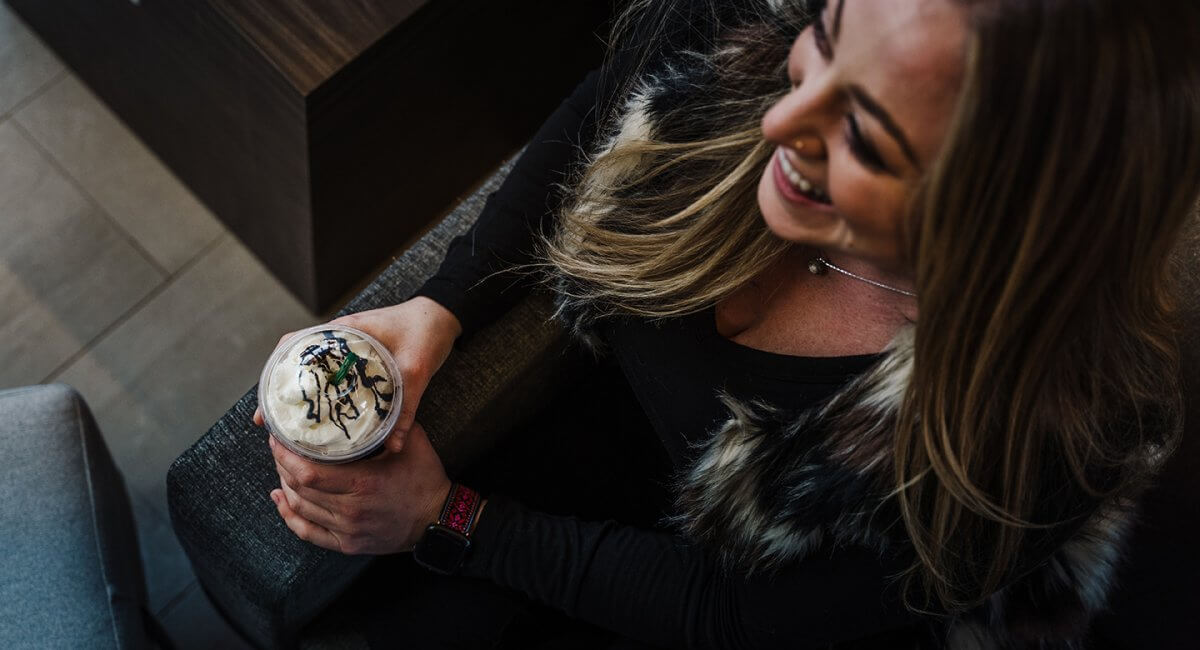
[437,482,482,537]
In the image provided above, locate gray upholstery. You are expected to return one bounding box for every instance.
[0,384,150,650]
[167,158,573,649]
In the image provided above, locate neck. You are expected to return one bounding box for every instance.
[800,247,919,323]
[718,246,915,357]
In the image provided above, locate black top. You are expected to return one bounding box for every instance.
[603,310,881,467]
[414,66,926,649]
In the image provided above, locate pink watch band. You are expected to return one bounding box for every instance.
[438,483,482,537]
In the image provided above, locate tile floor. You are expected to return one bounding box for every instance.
[1,5,321,648]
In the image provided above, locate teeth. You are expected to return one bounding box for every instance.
[777,149,825,200]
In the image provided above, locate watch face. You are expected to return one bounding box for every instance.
[414,525,471,575]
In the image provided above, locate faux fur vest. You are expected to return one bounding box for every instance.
[551,2,1157,647]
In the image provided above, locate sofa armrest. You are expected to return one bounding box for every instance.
[167,158,571,649]
[1,384,151,649]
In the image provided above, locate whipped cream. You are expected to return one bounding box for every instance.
[263,329,396,455]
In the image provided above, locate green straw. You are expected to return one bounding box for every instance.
[331,352,359,386]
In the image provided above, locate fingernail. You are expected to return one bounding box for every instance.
[270,491,280,504]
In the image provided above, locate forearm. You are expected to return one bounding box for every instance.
[414,69,603,339]
[457,494,923,650]
[406,295,462,342]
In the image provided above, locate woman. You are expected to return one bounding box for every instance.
[258,0,1200,646]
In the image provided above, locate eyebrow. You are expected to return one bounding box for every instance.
[828,0,922,169]
[833,0,847,39]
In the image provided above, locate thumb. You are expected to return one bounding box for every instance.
[384,424,408,453]
[387,376,428,452]
[394,374,429,438]
[384,410,425,454]
[390,420,430,455]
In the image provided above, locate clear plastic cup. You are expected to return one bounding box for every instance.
[258,324,402,463]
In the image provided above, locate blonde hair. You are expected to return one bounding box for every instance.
[542,0,1200,611]
[546,16,795,320]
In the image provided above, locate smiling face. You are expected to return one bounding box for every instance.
[758,0,969,275]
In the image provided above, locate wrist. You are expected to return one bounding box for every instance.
[412,483,484,575]
[419,478,453,539]
[409,296,462,341]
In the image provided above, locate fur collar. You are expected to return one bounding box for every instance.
[552,3,1149,646]
[663,326,1139,648]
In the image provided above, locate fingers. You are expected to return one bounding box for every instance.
[278,479,341,531]
[274,457,298,491]
[367,357,429,454]
[390,358,438,450]
[268,435,356,494]
[270,490,343,552]
[273,459,331,502]
[394,375,426,436]
[380,356,427,454]
[253,329,299,428]
[274,459,347,524]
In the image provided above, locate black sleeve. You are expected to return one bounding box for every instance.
[460,494,927,650]
[412,0,740,339]
[412,68,604,339]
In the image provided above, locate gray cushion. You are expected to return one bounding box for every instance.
[0,384,149,650]
[167,157,572,649]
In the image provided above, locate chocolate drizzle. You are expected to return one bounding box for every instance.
[294,331,394,440]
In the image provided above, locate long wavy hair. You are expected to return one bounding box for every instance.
[542,0,1200,611]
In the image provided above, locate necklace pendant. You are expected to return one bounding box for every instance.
[807,258,827,275]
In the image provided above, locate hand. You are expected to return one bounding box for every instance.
[268,420,452,555]
[254,296,462,449]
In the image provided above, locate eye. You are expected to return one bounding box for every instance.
[845,113,890,174]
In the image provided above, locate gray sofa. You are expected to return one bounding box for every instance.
[0,384,154,649]
[167,155,1200,649]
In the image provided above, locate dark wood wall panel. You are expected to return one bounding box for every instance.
[7,0,614,311]
[208,0,430,93]
[7,0,316,304]
[308,0,612,306]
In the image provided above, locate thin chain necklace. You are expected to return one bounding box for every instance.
[807,254,917,298]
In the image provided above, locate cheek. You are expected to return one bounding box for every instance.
[827,166,910,262]
[831,171,901,230]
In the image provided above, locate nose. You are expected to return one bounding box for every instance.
[762,76,836,161]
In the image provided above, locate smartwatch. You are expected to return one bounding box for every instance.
[413,482,483,575]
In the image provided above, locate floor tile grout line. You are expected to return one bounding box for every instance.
[7,60,229,626]
[8,116,174,279]
[6,41,268,644]
[0,66,68,124]
[184,230,227,269]
[40,234,227,384]
[155,579,199,619]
